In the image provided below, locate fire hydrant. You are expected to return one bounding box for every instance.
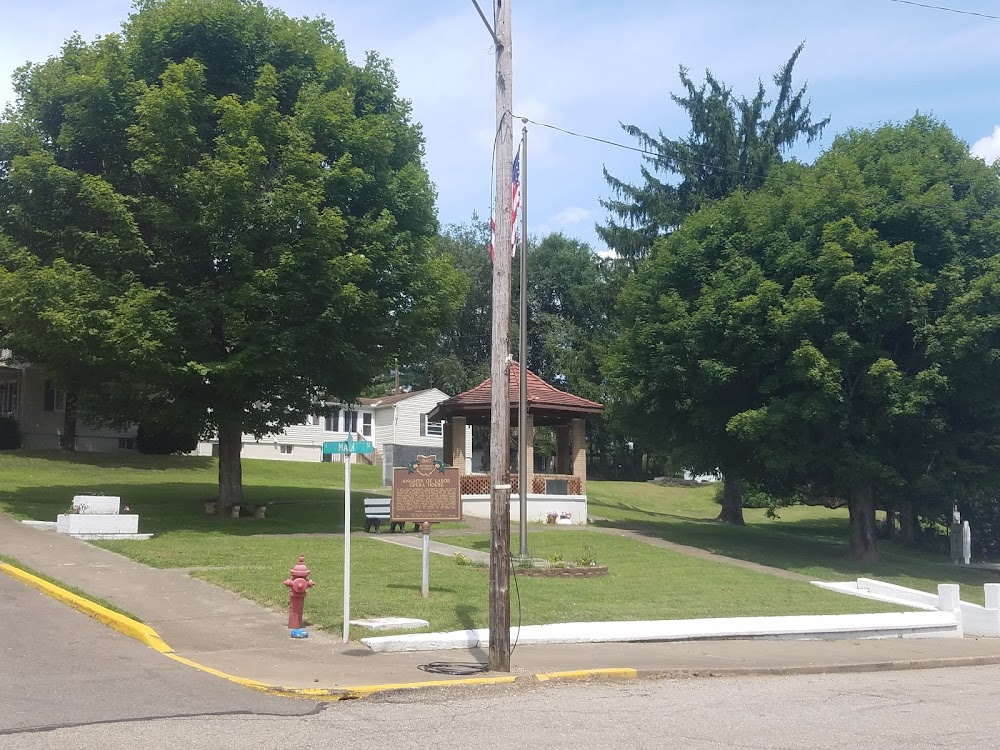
[283,555,315,629]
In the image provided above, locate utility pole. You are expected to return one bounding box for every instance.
[487,0,513,672]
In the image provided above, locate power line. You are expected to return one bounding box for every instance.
[514,114,1000,220]
[886,0,999,19]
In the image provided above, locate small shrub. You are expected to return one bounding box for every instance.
[546,552,567,568]
[576,546,598,567]
[0,416,22,450]
[454,552,474,567]
[713,482,795,517]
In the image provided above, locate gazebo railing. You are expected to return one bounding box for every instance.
[459,473,582,496]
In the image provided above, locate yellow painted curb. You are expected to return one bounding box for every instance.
[0,561,520,701]
[0,562,172,654]
[534,668,638,683]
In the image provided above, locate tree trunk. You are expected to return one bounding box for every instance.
[883,508,897,540]
[717,473,746,526]
[631,444,643,479]
[60,391,78,452]
[216,420,244,517]
[899,500,918,546]
[848,485,879,562]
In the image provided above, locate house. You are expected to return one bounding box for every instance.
[0,351,137,452]
[193,388,472,473]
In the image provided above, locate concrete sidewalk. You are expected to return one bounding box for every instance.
[5,513,1000,695]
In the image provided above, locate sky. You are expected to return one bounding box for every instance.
[2,0,1000,252]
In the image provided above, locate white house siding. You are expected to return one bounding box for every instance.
[15,365,135,452]
[392,389,451,447]
[372,407,395,450]
[195,408,376,463]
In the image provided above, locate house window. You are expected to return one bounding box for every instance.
[0,378,17,416]
[344,410,358,433]
[420,414,443,437]
[119,437,136,451]
[44,380,65,412]
[279,444,293,455]
[306,414,320,426]
[325,410,340,432]
[362,412,372,437]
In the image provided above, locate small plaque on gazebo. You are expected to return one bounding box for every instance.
[391,455,462,522]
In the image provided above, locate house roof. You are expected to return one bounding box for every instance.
[359,389,436,408]
[427,364,603,426]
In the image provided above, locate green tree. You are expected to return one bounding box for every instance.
[409,218,492,395]
[0,0,461,512]
[612,116,1000,558]
[599,43,829,267]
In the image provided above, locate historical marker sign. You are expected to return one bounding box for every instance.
[391,455,462,522]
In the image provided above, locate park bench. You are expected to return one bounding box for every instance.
[363,497,415,533]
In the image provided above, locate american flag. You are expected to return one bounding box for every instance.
[489,141,522,263]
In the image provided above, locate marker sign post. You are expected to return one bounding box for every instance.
[391,455,462,598]
[323,434,373,642]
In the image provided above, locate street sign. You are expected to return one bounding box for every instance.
[323,435,373,455]
[322,431,372,643]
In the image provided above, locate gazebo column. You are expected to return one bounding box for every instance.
[450,416,467,474]
[555,424,570,475]
[571,418,587,495]
[521,412,534,495]
[442,419,453,467]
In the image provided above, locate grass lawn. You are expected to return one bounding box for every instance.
[108,532,898,634]
[588,480,1000,604]
[0,450,387,535]
[0,451,990,633]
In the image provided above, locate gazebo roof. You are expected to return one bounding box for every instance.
[428,364,604,426]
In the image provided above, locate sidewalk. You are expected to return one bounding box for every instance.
[5,512,1000,696]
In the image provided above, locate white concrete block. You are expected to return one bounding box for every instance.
[349,617,430,632]
[985,584,1000,611]
[56,514,139,535]
[462,494,588,524]
[857,578,939,608]
[361,611,960,653]
[938,584,961,611]
[71,495,121,515]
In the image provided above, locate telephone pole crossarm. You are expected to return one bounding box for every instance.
[469,0,502,48]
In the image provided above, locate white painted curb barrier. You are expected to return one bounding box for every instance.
[361,611,960,653]
[813,578,1000,637]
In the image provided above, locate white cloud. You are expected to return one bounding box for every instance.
[972,127,1000,164]
[550,206,589,226]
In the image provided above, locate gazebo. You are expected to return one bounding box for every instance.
[427,364,603,525]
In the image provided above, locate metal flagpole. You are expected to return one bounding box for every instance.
[343,445,352,642]
[518,121,529,560]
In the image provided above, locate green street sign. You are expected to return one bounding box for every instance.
[323,435,374,455]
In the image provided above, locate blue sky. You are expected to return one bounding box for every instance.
[2,1,1000,251]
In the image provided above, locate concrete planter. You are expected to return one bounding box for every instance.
[71,495,121,515]
[56,514,139,535]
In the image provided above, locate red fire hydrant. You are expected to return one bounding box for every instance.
[283,555,315,629]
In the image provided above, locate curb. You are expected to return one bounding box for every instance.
[0,562,171,654]
[6,561,1000,700]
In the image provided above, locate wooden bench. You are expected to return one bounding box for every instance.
[363,498,419,533]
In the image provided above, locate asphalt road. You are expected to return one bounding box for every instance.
[0,574,317,735]
[5,573,1000,748]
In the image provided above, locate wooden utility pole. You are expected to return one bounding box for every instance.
[488,0,514,672]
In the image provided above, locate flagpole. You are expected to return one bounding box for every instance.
[518,121,529,560]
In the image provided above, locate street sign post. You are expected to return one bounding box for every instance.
[323,434,374,642]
